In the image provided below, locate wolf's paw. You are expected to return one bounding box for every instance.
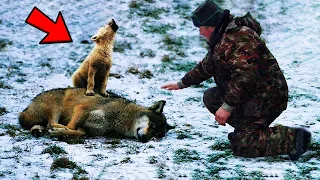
[48,127,68,137]
[86,90,95,96]
[30,125,45,137]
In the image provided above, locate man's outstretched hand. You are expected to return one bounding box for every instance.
[161,83,181,90]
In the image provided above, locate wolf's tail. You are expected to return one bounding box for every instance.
[19,111,32,129]
[19,109,45,130]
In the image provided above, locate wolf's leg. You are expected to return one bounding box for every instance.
[86,66,97,96]
[47,109,67,129]
[49,127,86,136]
[66,104,88,130]
[99,70,110,97]
[46,109,70,129]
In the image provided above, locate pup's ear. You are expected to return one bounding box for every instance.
[110,19,118,32]
[91,35,98,42]
[149,100,166,115]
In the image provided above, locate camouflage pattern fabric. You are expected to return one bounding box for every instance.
[184,13,296,157]
[230,125,296,157]
[203,87,296,157]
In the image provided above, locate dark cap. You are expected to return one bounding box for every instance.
[191,0,223,27]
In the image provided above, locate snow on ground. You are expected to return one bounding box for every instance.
[0,0,320,179]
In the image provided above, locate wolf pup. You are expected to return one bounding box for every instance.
[19,88,174,142]
[72,19,118,97]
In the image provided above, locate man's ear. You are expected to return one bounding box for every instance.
[148,100,166,115]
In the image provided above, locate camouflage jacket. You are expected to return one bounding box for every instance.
[181,13,288,117]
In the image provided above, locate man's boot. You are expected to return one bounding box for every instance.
[289,128,311,161]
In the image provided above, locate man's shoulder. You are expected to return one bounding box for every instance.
[222,27,259,45]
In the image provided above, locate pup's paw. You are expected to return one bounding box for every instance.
[101,92,109,98]
[48,127,67,137]
[30,125,45,137]
[86,90,95,96]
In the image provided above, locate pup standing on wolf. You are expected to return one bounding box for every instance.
[19,88,173,142]
[162,0,311,160]
[72,19,118,97]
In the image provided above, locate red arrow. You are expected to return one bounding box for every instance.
[25,7,72,44]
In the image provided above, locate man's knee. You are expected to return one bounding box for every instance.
[203,87,224,113]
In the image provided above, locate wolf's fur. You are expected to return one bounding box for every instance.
[19,88,173,142]
[72,19,118,97]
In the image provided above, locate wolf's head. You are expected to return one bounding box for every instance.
[134,100,174,143]
[90,19,118,45]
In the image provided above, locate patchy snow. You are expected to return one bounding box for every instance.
[0,0,320,179]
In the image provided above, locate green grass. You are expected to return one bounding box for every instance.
[191,169,211,180]
[126,144,140,155]
[0,81,12,89]
[41,144,67,156]
[170,61,197,72]
[156,163,167,179]
[283,169,301,180]
[90,154,107,161]
[129,6,169,19]
[173,3,191,19]
[105,139,121,148]
[3,124,20,137]
[0,39,12,51]
[288,90,320,102]
[139,49,156,58]
[0,107,8,116]
[128,1,139,8]
[176,130,192,140]
[50,157,87,175]
[148,156,158,164]
[209,139,231,151]
[161,55,173,62]
[207,153,228,163]
[128,67,140,74]
[16,78,27,83]
[299,165,318,177]
[207,164,226,177]
[120,157,131,163]
[185,97,202,102]
[161,35,188,57]
[114,40,133,53]
[173,148,200,164]
[142,22,175,34]
[162,34,183,46]
[158,61,197,74]
[127,67,154,79]
[139,70,153,79]
[58,136,85,144]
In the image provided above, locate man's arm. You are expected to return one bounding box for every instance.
[162,53,214,90]
[181,53,215,87]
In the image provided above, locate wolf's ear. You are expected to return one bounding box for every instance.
[149,100,166,115]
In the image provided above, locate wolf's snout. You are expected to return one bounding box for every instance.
[139,134,148,143]
[137,127,148,143]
